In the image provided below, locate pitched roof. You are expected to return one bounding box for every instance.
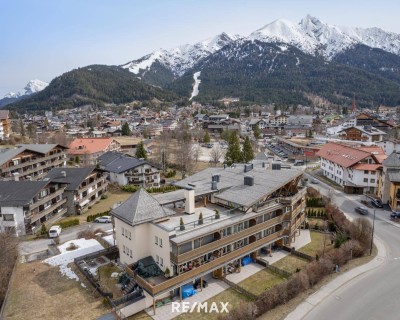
[352,163,382,171]
[110,188,173,226]
[0,181,50,206]
[68,138,116,155]
[98,151,148,173]
[388,171,400,182]
[383,152,400,167]
[17,144,68,153]
[316,143,371,168]
[45,167,97,190]
[339,126,386,136]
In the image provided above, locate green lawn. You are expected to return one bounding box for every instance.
[174,288,250,320]
[238,269,286,296]
[272,255,309,274]
[298,231,332,257]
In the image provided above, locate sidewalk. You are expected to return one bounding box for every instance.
[284,235,387,320]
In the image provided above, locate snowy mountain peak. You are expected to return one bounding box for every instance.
[3,79,48,99]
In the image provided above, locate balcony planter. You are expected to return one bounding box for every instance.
[215,210,220,219]
[198,212,203,225]
[180,217,185,231]
[164,267,171,278]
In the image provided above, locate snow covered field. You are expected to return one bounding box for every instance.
[44,238,104,281]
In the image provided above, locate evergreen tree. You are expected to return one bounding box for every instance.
[253,124,261,140]
[242,136,254,162]
[20,119,25,137]
[122,122,131,136]
[135,141,147,159]
[203,131,210,143]
[225,131,242,165]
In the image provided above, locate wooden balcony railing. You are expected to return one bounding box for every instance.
[171,213,291,265]
[133,229,290,296]
[2,154,65,173]
[29,188,65,210]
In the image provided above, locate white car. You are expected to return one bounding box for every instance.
[49,225,62,238]
[94,216,112,223]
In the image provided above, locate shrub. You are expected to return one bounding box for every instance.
[101,194,108,200]
[86,210,111,222]
[215,209,220,219]
[225,302,256,320]
[342,239,366,258]
[327,247,349,266]
[334,232,348,248]
[314,223,319,231]
[40,223,48,235]
[58,219,79,229]
[198,212,203,225]
[180,217,185,231]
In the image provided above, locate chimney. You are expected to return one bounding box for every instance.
[244,176,254,186]
[211,181,218,190]
[272,163,281,170]
[262,162,265,168]
[184,188,195,215]
[61,171,66,178]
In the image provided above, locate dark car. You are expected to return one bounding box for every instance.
[391,211,400,219]
[371,199,383,208]
[355,206,369,215]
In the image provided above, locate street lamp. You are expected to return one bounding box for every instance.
[370,209,376,256]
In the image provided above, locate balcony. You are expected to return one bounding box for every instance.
[170,213,291,265]
[131,229,290,296]
[29,188,64,210]
[80,177,106,193]
[28,199,67,224]
[280,188,307,205]
[78,183,108,204]
[2,154,66,173]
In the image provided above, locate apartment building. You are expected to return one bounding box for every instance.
[317,142,386,194]
[45,167,108,215]
[111,164,306,313]
[0,144,67,181]
[68,138,121,166]
[0,180,67,235]
[337,126,386,142]
[0,110,11,138]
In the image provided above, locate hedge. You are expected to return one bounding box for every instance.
[307,208,326,218]
[306,197,325,207]
[57,219,79,229]
[87,210,111,222]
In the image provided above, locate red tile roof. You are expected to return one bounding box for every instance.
[68,138,115,155]
[352,163,382,171]
[316,143,371,168]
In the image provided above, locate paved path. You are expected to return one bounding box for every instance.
[285,174,398,320]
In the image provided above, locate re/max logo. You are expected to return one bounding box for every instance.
[171,301,229,313]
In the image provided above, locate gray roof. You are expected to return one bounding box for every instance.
[45,167,97,190]
[175,165,302,208]
[388,171,400,182]
[17,144,68,153]
[98,151,147,173]
[383,152,400,167]
[254,152,269,161]
[110,188,174,226]
[0,181,49,206]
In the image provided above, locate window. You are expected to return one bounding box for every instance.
[123,245,126,253]
[3,214,14,221]
[155,236,158,245]
[130,249,133,258]
[122,227,124,236]
[363,178,368,182]
[364,170,369,174]
[160,257,164,267]
[159,238,163,248]
[156,255,159,264]
[371,179,375,183]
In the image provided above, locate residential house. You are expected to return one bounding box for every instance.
[0,110,11,138]
[356,113,394,132]
[248,118,268,130]
[337,126,386,142]
[110,164,306,315]
[0,180,67,235]
[0,144,67,181]
[45,167,108,215]
[68,138,121,166]
[287,115,313,127]
[98,151,160,187]
[317,143,386,194]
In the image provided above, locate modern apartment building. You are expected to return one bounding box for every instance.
[98,151,160,187]
[45,167,108,215]
[0,144,67,181]
[0,180,67,235]
[68,138,121,166]
[317,142,386,194]
[110,164,306,314]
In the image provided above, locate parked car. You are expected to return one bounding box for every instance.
[94,216,112,223]
[390,211,400,219]
[49,225,62,238]
[311,179,319,184]
[355,206,369,215]
[371,199,383,208]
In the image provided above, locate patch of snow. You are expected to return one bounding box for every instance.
[3,79,48,99]
[102,234,115,246]
[278,44,288,52]
[44,239,104,281]
[296,57,300,66]
[81,283,87,288]
[189,71,201,100]
[111,272,119,278]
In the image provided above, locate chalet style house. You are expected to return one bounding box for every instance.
[110,164,306,314]
[0,144,67,181]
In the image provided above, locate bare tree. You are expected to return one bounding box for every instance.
[176,130,194,178]
[157,131,172,171]
[209,144,224,166]
[191,144,202,163]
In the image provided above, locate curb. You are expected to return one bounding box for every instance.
[284,235,387,320]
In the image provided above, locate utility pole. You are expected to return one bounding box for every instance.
[370,209,376,255]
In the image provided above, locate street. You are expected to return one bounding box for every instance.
[301,173,400,320]
[19,222,113,256]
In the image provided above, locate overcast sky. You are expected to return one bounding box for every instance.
[1,0,400,96]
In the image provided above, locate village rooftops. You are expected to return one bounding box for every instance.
[68,138,117,155]
[97,151,151,174]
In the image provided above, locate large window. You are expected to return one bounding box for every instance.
[3,214,14,221]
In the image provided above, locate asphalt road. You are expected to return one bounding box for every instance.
[303,173,400,320]
[19,222,113,255]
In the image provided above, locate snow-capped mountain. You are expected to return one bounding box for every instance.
[122,32,240,76]
[4,79,49,99]
[123,15,400,77]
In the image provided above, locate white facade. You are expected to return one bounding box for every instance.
[109,163,160,187]
[0,207,25,236]
[0,122,4,140]
[377,141,400,155]
[114,219,173,275]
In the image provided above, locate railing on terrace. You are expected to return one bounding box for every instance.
[171,213,291,265]
[132,230,290,296]
[2,154,65,173]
